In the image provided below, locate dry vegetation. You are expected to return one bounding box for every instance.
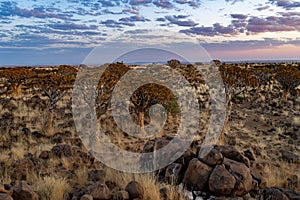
[0,61,299,199]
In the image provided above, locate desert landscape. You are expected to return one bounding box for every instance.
[0,61,299,200]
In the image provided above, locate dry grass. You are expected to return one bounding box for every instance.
[293,116,300,126]
[104,167,161,200]
[264,162,300,193]
[33,176,71,200]
[11,142,26,160]
[74,166,88,186]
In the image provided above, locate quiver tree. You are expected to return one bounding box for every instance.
[275,66,300,101]
[130,83,176,130]
[0,67,33,96]
[34,65,77,136]
[218,65,258,142]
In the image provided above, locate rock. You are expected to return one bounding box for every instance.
[263,187,289,200]
[277,187,300,200]
[208,164,236,195]
[51,144,72,157]
[244,149,256,161]
[11,159,35,180]
[249,167,262,186]
[69,185,86,199]
[39,150,50,159]
[125,181,143,200]
[223,158,253,196]
[112,190,130,200]
[88,170,105,182]
[183,158,212,191]
[214,146,250,167]
[285,175,298,191]
[12,181,39,200]
[0,184,12,196]
[159,187,170,200]
[0,193,13,200]
[199,149,223,166]
[80,194,93,200]
[165,163,182,184]
[281,150,299,163]
[175,150,195,169]
[86,182,111,200]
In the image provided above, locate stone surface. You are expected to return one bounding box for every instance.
[183,158,212,191]
[86,182,111,200]
[165,163,182,184]
[112,190,130,200]
[215,146,250,167]
[208,165,236,195]
[80,194,93,200]
[12,181,39,200]
[223,158,253,196]
[263,187,289,200]
[51,144,72,157]
[125,181,143,200]
[199,148,223,166]
[0,193,13,200]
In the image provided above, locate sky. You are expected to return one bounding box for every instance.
[0,0,299,65]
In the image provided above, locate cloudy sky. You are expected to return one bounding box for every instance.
[0,0,299,65]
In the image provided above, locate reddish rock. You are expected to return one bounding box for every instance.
[209,164,236,195]
[223,158,253,196]
[165,163,182,184]
[263,187,289,200]
[80,194,93,200]
[215,146,250,167]
[39,150,50,159]
[51,144,72,157]
[0,193,13,200]
[125,181,143,200]
[86,182,111,200]
[183,158,212,191]
[12,181,39,200]
[112,190,130,200]
[199,148,223,166]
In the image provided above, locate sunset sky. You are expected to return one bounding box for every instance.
[0,0,299,65]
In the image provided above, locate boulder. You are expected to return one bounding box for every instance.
[183,158,212,191]
[112,190,130,200]
[214,146,250,167]
[80,194,93,200]
[209,164,236,195]
[51,144,72,157]
[125,181,143,200]
[0,193,13,200]
[223,158,253,196]
[12,181,39,200]
[244,149,256,161]
[263,187,289,200]
[0,184,12,196]
[199,148,223,166]
[86,182,111,200]
[88,170,105,182]
[165,163,182,184]
[39,150,50,159]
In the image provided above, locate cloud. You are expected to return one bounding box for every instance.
[230,14,248,20]
[256,5,270,11]
[165,15,198,27]
[48,22,98,30]
[124,29,150,34]
[180,23,239,36]
[246,15,300,33]
[129,0,152,5]
[269,0,300,9]
[153,0,174,9]
[174,0,201,8]
[119,15,150,22]
[0,1,72,20]
[225,0,244,4]
[100,19,135,28]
